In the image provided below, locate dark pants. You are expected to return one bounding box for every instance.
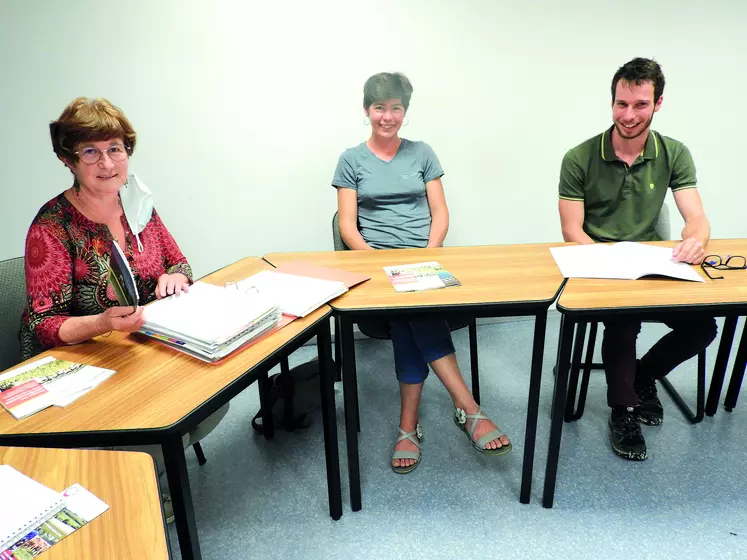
[390,319,456,384]
[602,316,718,407]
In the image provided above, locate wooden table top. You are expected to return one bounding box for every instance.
[0,447,168,559]
[557,239,747,315]
[264,243,567,312]
[0,257,330,437]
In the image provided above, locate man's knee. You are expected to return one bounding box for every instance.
[692,317,718,348]
[671,317,718,349]
[603,320,642,345]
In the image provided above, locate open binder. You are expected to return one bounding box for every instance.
[139,282,282,363]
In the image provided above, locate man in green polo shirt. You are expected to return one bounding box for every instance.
[557,57,717,461]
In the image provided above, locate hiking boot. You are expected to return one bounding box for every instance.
[634,376,664,426]
[609,407,647,461]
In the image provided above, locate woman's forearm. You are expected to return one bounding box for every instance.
[427,211,449,248]
[341,224,374,250]
[57,314,108,344]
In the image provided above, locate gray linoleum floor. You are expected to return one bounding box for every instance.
[165,315,747,560]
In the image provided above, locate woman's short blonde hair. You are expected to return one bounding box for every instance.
[50,97,137,163]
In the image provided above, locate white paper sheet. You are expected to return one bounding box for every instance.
[550,242,705,282]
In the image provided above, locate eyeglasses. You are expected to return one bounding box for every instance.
[74,143,129,164]
[700,254,746,280]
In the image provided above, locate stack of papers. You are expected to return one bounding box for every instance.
[236,270,347,317]
[140,281,282,362]
[0,357,116,420]
[549,242,705,282]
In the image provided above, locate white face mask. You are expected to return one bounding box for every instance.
[120,172,154,252]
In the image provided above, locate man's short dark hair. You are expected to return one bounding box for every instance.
[611,58,665,104]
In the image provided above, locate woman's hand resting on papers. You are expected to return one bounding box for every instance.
[156,273,191,299]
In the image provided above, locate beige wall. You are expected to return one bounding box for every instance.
[1,0,744,276]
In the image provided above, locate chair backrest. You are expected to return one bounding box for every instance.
[0,257,26,371]
[332,211,350,251]
[654,201,671,241]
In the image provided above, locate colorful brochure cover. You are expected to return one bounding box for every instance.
[108,241,139,307]
[383,261,461,292]
[0,357,115,420]
[1,484,109,560]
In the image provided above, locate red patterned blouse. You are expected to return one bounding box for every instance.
[20,193,193,360]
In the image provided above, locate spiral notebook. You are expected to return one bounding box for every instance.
[0,466,67,552]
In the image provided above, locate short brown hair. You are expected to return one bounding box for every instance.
[611,58,666,104]
[50,97,136,163]
[363,72,413,111]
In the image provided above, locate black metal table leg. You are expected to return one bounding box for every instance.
[564,322,588,422]
[339,314,361,511]
[162,436,201,560]
[724,321,747,411]
[571,321,599,421]
[706,316,738,416]
[334,315,343,383]
[192,442,207,465]
[469,319,480,405]
[659,349,706,423]
[543,315,575,509]
[520,310,547,504]
[316,318,343,520]
[257,370,274,440]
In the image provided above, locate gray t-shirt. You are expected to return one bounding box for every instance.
[332,139,444,249]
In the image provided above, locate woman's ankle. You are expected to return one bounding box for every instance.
[453,397,479,414]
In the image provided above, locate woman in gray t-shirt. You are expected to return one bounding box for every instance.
[332,72,512,474]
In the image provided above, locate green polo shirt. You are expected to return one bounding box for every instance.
[558,126,697,242]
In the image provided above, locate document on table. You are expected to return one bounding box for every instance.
[0,357,116,420]
[0,470,109,559]
[0,466,67,552]
[236,270,347,317]
[550,242,705,282]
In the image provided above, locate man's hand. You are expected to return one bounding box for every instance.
[672,237,706,264]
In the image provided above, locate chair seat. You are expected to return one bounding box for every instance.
[357,317,473,341]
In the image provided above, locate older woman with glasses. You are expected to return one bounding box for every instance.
[19,98,227,523]
[20,97,191,358]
